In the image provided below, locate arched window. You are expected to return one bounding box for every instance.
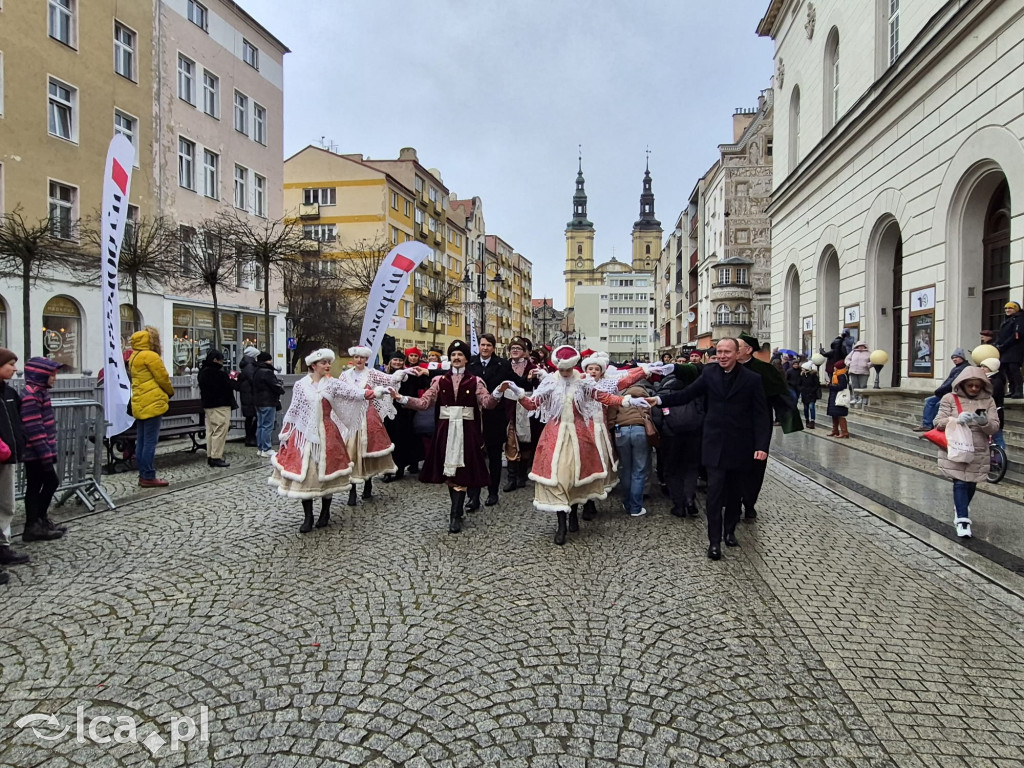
[716,304,731,326]
[824,28,840,131]
[645,243,651,255]
[42,296,82,373]
[735,305,749,326]
[789,86,801,173]
[577,244,582,255]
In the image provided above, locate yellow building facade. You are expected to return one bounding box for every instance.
[284,146,466,354]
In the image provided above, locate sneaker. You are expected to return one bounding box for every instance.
[0,546,30,566]
[911,425,929,432]
[955,518,973,538]
[630,507,648,518]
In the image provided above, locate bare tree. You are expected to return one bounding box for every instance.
[173,218,237,349]
[220,211,306,356]
[0,207,86,356]
[333,236,392,297]
[421,274,462,348]
[85,213,179,328]
[280,249,360,371]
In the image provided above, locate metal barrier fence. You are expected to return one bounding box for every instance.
[15,398,114,512]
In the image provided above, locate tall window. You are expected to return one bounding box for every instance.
[736,267,749,285]
[234,165,247,210]
[788,86,801,174]
[888,0,900,65]
[233,91,248,134]
[48,78,76,141]
[48,182,76,240]
[824,28,840,131]
[253,103,266,145]
[983,181,1012,331]
[114,22,135,80]
[202,71,219,117]
[178,137,196,190]
[715,304,730,326]
[187,0,208,31]
[48,0,74,46]
[178,55,196,105]
[717,268,731,286]
[114,110,137,164]
[253,174,266,217]
[242,40,259,70]
[203,149,219,199]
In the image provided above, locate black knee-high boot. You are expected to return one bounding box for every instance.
[568,504,580,532]
[300,499,314,533]
[466,487,481,512]
[554,511,568,545]
[581,499,597,521]
[449,488,465,534]
[347,484,358,506]
[316,496,332,528]
[363,479,373,499]
[503,461,519,492]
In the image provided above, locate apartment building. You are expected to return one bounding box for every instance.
[0,0,288,372]
[575,272,657,363]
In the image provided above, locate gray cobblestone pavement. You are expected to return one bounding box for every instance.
[2,460,1024,767]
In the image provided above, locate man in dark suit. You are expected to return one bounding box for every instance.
[651,338,770,560]
[467,333,509,509]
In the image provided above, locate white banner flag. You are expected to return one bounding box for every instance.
[100,134,136,438]
[469,311,479,355]
[359,242,433,361]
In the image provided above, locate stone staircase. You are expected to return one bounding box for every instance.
[842,388,1024,485]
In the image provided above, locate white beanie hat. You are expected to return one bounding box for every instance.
[980,358,1001,373]
[305,348,336,366]
[243,346,259,358]
[348,345,373,359]
[581,352,609,372]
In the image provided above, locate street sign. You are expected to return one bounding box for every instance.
[287,337,297,350]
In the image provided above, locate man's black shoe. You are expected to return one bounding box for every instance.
[0,569,9,585]
[707,545,722,561]
[724,533,739,547]
[686,502,699,517]
[743,507,758,520]
[0,546,30,566]
[484,493,499,506]
[207,458,230,468]
[669,505,685,518]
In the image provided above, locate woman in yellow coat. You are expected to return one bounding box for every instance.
[129,327,175,487]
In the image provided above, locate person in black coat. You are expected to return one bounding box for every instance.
[652,338,770,560]
[996,301,1024,398]
[0,348,30,580]
[237,347,259,446]
[466,333,509,509]
[252,351,285,457]
[197,350,238,468]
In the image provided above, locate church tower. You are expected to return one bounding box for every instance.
[564,156,595,307]
[631,157,662,272]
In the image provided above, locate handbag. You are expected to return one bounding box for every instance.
[641,412,660,448]
[0,437,10,463]
[921,395,961,453]
[834,388,851,408]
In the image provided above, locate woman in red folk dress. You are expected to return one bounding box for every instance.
[507,345,651,545]
[269,348,374,533]
[339,345,409,507]
[390,340,506,534]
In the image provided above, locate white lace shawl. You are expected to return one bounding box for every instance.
[339,366,402,422]
[279,375,364,464]
[529,370,604,426]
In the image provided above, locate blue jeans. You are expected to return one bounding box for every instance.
[615,425,649,515]
[921,396,941,428]
[953,480,976,519]
[136,415,162,480]
[803,400,817,422]
[994,430,1006,449]
[256,407,276,452]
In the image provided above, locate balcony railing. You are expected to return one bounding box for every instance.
[711,282,751,289]
[711,319,752,328]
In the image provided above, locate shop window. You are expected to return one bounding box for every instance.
[120,304,141,349]
[42,295,81,372]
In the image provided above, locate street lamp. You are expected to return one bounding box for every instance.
[462,266,504,336]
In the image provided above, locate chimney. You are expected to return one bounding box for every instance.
[398,147,418,162]
[732,107,756,142]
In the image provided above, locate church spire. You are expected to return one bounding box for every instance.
[633,150,661,230]
[567,149,594,231]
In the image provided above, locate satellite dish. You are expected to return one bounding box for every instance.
[687,311,696,323]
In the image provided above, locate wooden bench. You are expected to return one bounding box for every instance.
[103,398,207,473]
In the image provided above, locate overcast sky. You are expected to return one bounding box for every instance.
[243,0,775,310]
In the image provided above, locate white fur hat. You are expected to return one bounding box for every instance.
[980,357,1001,373]
[552,345,581,371]
[305,348,336,366]
[581,352,609,372]
[348,345,373,359]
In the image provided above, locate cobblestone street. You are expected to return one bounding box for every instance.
[2,459,1024,767]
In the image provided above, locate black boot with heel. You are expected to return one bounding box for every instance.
[299,499,314,533]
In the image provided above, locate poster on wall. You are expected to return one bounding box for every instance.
[909,293,935,377]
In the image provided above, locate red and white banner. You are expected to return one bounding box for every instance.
[469,310,479,356]
[100,134,136,438]
[359,242,432,361]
